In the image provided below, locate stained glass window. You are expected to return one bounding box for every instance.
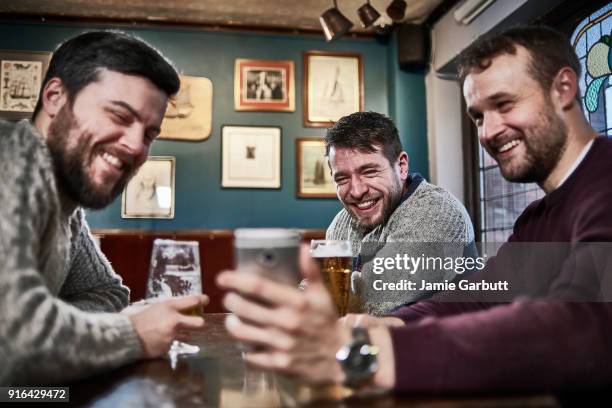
[572,2,612,134]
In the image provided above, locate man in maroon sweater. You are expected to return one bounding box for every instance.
[218,26,612,392]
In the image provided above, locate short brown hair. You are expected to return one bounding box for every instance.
[457,25,580,92]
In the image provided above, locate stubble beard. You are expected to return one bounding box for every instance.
[347,174,403,231]
[46,105,132,209]
[498,107,568,185]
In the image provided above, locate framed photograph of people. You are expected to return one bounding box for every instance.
[296,137,336,198]
[234,59,295,112]
[121,156,176,219]
[303,51,363,127]
[221,125,281,188]
[0,50,52,120]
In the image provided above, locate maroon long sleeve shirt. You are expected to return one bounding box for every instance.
[390,136,612,392]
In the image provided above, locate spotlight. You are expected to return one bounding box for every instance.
[319,0,354,42]
[386,0,407,22]
[358,0,381,28]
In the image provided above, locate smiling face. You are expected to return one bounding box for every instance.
[463,46,568,185]
[329,145,408,229]
[46,69,168,208]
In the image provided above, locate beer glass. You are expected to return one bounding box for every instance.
[310,240,353,316]
[146,239,203,356]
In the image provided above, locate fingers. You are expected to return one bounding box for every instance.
[178,314,206,330]
[225,314,295,351]
[167,294,209,311]
[217,271,305,309]
[300,244,322,282]
[223,292,305,332]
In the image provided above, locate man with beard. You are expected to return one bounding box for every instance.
[218,25,612,392]
[0,31,207,385]
[323,111,475,315]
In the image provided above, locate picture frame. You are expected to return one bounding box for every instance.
[303,51,364,127]
[0,50,52,120]
[121,156,176,219]
[159,74,213,141]
[296,137,336,198]
[234,59,295,112]
[221,125,281,189]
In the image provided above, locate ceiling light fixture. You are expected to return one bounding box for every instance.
[358,0,381,28]
[386,0,407,22]
[319,0,354,42]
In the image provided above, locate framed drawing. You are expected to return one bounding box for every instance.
[296,137,336,198]
[0,50,52,120]
[303,51,364,127]
[159,75,213,141]
[221,125,281,188]
[234,59,295,112]
[121,156,175,219]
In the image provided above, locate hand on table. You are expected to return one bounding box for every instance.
[128,294,208,358]
[340,313,405,328]
[217,245,351,385]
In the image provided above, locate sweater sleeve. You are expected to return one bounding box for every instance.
[58,209,130,312]
[0,123,142,385]
[390,301,612,392]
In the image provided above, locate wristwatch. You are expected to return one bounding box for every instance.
[335,327,379,387]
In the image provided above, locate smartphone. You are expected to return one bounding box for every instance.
[234,228,302,286]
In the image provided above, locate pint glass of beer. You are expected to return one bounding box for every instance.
[310,240,353,316]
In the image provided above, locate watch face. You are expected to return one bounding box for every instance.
[348,344,374,371]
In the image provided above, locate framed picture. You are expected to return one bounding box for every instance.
[159,75,213,141]
[121,156,175,219]
[0,50,52,120]
[296,137,336,198]
[303,51,364,127]
[221,125,281,189]
[234,59,295,112]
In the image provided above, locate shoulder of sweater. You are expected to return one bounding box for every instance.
[398,181,469,220]
[326,208,353,239]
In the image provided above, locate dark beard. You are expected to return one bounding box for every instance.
[46,105,130,209]
[349,174,403,230]
[500,108,568,184]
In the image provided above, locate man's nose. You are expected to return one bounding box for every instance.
[349,176,368,199]
[120,125,146,158]
[480,112,504,144]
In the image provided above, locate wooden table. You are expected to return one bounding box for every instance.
[68,314,561,407]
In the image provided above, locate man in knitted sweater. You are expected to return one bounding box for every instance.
[324,112,475,315]
[0,32,207,385]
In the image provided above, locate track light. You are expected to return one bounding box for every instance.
[386,0,407,22]
[319,0,354,42]
[358,0,381,28]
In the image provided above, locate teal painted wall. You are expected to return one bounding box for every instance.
[387,31,429,180]
[0,21,428,230]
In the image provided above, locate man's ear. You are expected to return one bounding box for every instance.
[40,77,68,118]
[550,67,578,111]
[397,151,409,180]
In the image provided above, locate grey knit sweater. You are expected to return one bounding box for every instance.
[0,120,142,385]
[326,179,475,315]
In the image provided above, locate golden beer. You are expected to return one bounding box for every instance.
[317,256,352,316]
[181,305,204,317]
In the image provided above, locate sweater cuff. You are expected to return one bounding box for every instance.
[112,315,143,364]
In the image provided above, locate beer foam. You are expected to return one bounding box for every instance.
[310,240,352,257]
